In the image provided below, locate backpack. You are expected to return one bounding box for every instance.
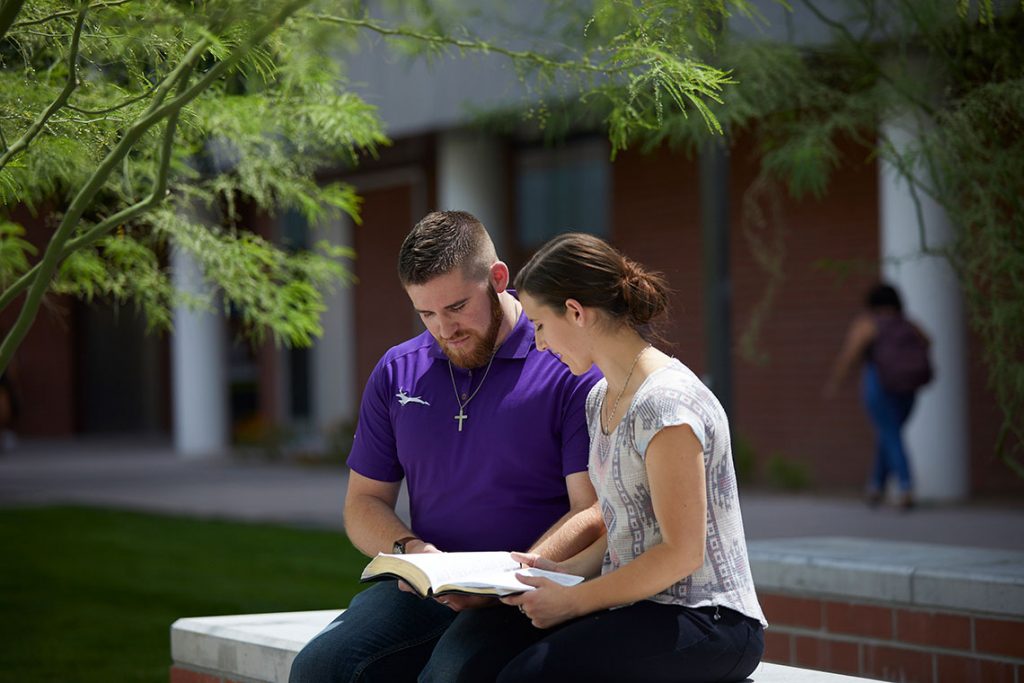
[873,316,934,394]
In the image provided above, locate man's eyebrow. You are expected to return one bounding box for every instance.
[414,297,470,315]
[445,297,470,310]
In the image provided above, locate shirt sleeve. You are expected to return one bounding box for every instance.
[346,357,404,482]
[630,380,707,460]
[560,366,603,477]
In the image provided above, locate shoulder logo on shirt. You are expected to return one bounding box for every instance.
[396,390,430,407]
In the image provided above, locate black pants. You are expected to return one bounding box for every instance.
[497,602,764,683]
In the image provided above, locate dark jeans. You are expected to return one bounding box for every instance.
[863,363,916,493]
[497,602,764,683]
[288,582,548,683]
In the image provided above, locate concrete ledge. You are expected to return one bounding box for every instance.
[748,536,1024,617]
[170,610,877,683]
[171,610,340,683]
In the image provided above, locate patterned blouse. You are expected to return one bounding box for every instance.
[586,358,767,627]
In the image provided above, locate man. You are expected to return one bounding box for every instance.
[290,211,603,682]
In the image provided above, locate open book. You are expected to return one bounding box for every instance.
[360,551,585,598]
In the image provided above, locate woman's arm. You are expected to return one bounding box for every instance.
[824,314,876,396]
[504,423,707,627]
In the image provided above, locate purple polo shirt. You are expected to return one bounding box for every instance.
[348,310,601,552]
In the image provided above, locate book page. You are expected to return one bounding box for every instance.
[443,566,585,596]
[373,551,519,587]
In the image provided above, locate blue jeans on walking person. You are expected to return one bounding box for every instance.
[289,582,548,683]
[862,362,916,494]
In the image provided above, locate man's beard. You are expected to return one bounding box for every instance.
[442,286,504,369]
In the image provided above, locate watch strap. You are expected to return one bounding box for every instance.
[392,535,419,554]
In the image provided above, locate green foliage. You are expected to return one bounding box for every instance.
[0,219,34,287]
[929,76,1024,469]
[766,452,812,491]
[0,0,741,373]
[0,506,365,683]
[732,432,758,483]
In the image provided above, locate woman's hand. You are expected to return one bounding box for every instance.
[500,574,581,629]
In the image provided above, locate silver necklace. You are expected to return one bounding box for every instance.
[449,354,496,432]
[602,344,651,435]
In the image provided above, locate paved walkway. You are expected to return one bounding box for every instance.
[2,438,1022,551]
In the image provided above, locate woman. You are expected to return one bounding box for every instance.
[499,233,766,682]
[823,283,931,509]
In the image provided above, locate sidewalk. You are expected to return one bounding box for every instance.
[1,437,1022,551]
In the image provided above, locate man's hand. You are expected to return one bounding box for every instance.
[510,551,565,573]
[395,539,441,595]
[434,594,497,612]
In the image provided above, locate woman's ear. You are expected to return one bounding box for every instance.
[564,298,587,326]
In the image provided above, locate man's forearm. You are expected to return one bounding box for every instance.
[344,494,418,557]
[529,503,605,562]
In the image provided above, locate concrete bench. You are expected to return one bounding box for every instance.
[169,537,1024,682]
[170,609,876,683]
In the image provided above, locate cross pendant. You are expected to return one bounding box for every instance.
[454,408,468,432]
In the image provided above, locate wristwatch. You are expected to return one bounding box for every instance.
[392,536,419,554]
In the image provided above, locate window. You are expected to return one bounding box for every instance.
[515,137,611,252]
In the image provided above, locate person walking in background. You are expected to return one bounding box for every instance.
[499,233,766,682]
[824,283,933,510]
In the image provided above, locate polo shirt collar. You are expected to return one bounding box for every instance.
[426,291,534,361]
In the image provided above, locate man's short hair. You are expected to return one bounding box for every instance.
[398,210,497,286]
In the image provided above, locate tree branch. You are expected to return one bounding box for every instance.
[800,0,938,118]
[0,0,313,374]
[0,62,191,315]
[308,13,611,75]
[0,0,27,43]
[0,4,88,173]
[144,37,211,115]
[10,0,133,30]
[66,85,157,116]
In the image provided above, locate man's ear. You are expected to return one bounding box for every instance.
[490,261,510,293]
[564,298,587,326]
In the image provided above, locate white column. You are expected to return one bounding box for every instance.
[879,117,969,501]
[437,130,507,253]
[171,247,229,458]
[312,215,358,437]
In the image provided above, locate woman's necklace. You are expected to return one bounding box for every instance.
[449,354,495,432]
[601,344,651,435]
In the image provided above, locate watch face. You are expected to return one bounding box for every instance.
[392,541,404,554]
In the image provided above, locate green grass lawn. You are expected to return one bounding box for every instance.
[0,506,368,683]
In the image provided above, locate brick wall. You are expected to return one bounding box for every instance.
[169,666,248,683]
[610,138,1016,496]
[352,183,421,393]
[762,592,1024,682]
[1,205,77,436]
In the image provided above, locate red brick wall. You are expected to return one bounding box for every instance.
[610,140,878,488]
[762,592,1024,682]
[611,145,706,373]
[610,138,1015,494]
[728,136,883,489]
[169,666,245,683]
[353,184,421,393]
[1,205,76,435]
